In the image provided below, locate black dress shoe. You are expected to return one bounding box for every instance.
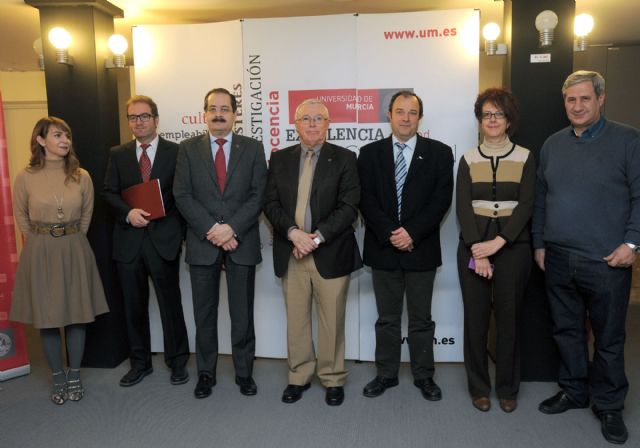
[594,409,628,445]
[235,376,257,396]
[194,374,216,399]
[119,367,153,387]
[363,376,399,398]
[281,383,311,404]
[170,366,189,385]
[414,378,442,401]
[325,387,344,406]
[538,391,588,414]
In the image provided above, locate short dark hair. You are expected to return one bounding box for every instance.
[388,90,423,118]
[473,87,519,137]
[127,95,159,116]
[203,88,237,112]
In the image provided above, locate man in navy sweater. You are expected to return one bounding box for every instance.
[532,71,640,445]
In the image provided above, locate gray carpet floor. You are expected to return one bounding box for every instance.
[1,304,638,448]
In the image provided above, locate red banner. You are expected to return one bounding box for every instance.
[0,91,30,380]
[287,88,410,124]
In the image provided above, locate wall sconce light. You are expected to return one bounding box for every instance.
[33,38,44,70]
[482,23,500,55]
[48,27,73,65]
[574,13,594,52]
[482,23,507,56]
[106,34,129,69]
[535,10,558,48]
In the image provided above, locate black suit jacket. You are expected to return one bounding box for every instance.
[358,135,454,271]
[103,137,184,263]
[264,142,362,279]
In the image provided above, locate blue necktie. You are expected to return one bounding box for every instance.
[394,142,407,219]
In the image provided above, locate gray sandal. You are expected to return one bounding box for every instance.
[51,371,67,405]
[66,368,84,401]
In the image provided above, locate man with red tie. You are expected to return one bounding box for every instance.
[174,88,267,399]
[103,95,190,388]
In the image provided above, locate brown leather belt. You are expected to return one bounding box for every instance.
[31,223,80,237]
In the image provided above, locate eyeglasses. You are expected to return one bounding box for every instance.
[127,113,154,123]
[481,111,506,120]
[296,115,327,125]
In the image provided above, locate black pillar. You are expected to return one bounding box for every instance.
[504,0,576,381]
[26,0,128,367]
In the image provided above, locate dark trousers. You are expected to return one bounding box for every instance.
[371,268,436,380]
[545,244,630,411]
[116,236,189,370]
[189,253,256,378]
[457,242,531,399]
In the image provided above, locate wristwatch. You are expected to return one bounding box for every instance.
[624,242,640,254]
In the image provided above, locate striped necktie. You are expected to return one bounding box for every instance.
[394,142,407,219]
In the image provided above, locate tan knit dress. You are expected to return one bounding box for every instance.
[10,159,109,328]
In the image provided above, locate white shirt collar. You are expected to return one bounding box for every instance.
[136,134,159,151]
[209,131,233,146]
[392,134,417,150]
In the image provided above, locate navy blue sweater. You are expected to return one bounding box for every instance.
[532,119,640,261]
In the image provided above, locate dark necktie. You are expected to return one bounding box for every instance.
[215,138,227,194]
[139,143,151,182]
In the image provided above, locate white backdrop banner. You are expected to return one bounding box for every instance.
[133,9,479,362]
[355,10,479,362]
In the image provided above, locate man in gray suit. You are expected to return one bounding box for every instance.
[173,88,267,399]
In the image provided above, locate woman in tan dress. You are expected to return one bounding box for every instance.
[10,117,108,404]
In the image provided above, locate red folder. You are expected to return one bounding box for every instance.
[121,179,166,220]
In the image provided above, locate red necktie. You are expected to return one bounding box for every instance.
[139,143,151,182]
[215,138,227,194]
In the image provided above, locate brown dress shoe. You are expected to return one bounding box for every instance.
[499,399,517,413]
[472,397,491,412]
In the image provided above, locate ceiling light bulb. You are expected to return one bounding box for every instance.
[535,10,558,47]
[482,23,500,56]
[48,27,71,50]
[482,23,500,41]
[108,34,128,56]
[574,13,594,52]
[535,10,559,32]
[574,13,594,37]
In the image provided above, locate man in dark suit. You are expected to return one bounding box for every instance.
[358,90,453,401]
[103,95,190,387]
[263,99,361,407]
[173,88,267,399]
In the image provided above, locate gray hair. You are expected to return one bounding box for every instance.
[562,70,605,97]
[294,99,329,120]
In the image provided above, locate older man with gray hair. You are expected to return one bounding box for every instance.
[533,70,640,444]
[263,99,361,406]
